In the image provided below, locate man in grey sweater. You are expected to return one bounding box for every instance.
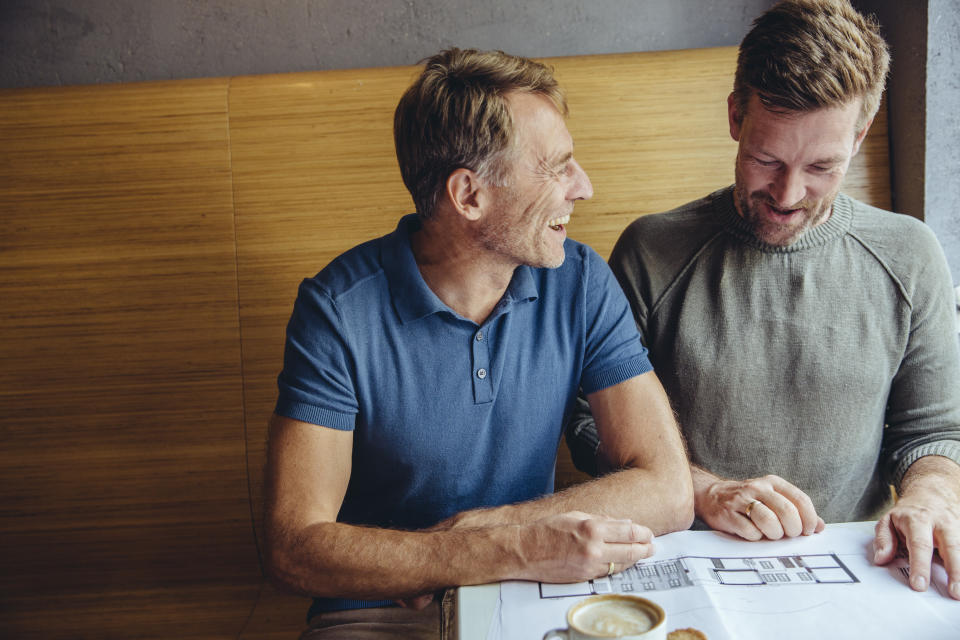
[568,0,960,600]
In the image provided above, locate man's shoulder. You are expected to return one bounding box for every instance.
[625,191,726,240]
[527,238,609,296]
[844,195,944,264]
[561,236,606,268]
[611,189,728,276]
[842,195,950,300]
[303,234,388,303]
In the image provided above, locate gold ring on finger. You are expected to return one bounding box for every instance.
[745,500,761,518]
[607,561,615,576]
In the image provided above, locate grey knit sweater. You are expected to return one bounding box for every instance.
[567,186,960,523]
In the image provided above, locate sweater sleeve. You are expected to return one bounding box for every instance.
[563,220,655,476]
[880,224,960,488]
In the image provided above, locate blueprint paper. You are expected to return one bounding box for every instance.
[493,522,959,640]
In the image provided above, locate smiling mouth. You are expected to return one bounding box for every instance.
[548,214,570,230]
[763,201,804,217]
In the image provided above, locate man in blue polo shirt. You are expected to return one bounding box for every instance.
[264,48,694,639]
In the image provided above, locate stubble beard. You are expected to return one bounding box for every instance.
[478,188,566,270]
[477,215,565,270]
[734,168,836,248]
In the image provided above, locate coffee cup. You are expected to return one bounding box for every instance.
[542,594,667,639]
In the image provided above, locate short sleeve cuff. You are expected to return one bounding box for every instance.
[274,399,356,430]
[890,440,960,490]
[581,354,654,396]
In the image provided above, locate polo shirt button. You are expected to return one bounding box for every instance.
[476,368,487,379]
[475,331,483,341]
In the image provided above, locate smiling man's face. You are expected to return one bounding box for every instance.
[477,91,593,269]
[730,93,869,246]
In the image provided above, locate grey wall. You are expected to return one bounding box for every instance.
[924,0,960,284]
[0,0,775,88]
[853,0,960,283]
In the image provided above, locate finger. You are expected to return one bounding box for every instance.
[901,515,935,592]
[746,501,786,540]
[602,533,656,567]
[597,520,653,544]
[615,540,655,563]
[767,477,821,536]
[755,490,804,538]
[598,542,656,577]
[932,527,960,600]
[814,517,826,534]
[873,515,898,565]
[730,509,765,542]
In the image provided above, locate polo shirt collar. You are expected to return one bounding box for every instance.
[383,214,539,324]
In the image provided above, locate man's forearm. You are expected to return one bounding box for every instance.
[452,466,693,535]
[267,520,521,600]
[268,511,655,601]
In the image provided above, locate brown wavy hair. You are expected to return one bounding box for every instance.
[394,48,567,218]
[733,0,890,130]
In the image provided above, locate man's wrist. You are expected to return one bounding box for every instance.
[690,466,720,510]
[899,455,960,501]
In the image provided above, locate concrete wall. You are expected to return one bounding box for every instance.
[925,0,960,284]
[0,0,774,88]
[855,0,960,283]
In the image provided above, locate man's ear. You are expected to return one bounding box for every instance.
[445,168,484,221]
[727,92,743,142]
[851,117,874,157]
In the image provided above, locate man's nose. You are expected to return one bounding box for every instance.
[570,159,594,201]
[769,168,804,208]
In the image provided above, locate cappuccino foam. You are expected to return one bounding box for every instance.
[572,599,655,636]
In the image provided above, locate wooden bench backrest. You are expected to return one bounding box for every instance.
[231,46,890,544]
[0,47,889,638]
[0,79,263,636]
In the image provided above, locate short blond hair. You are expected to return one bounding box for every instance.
[733,0,890,130]
[394,48,567,218]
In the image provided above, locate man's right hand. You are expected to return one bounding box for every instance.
[693,468,825,540]
[515,511,654,583]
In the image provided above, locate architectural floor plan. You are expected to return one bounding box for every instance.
[540,552,856,598]
[489,523,959,640]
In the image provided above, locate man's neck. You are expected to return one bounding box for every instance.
[410,221,515,325]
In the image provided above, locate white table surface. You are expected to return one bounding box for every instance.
[453,522,960,640]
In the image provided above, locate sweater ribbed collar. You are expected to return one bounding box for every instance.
[715,185,854,253]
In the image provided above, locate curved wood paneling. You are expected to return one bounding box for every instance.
[0,79,261,638]
[0,47,890,639]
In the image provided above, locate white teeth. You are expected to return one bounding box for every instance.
[547,214,570,228]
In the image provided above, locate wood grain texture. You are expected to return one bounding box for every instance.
[231,48,891,532]
[0,47,891,639]
[0,79,261,638]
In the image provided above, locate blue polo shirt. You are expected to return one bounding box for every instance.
[276,214,651,613]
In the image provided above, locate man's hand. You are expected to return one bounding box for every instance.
[517,511,654,583]
[873,456,960,600]
[693,467,824,541]
[395,592,437,610]
[402,510,652,602]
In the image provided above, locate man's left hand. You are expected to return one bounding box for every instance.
[873,456,960,600]
[395,593,436,610]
